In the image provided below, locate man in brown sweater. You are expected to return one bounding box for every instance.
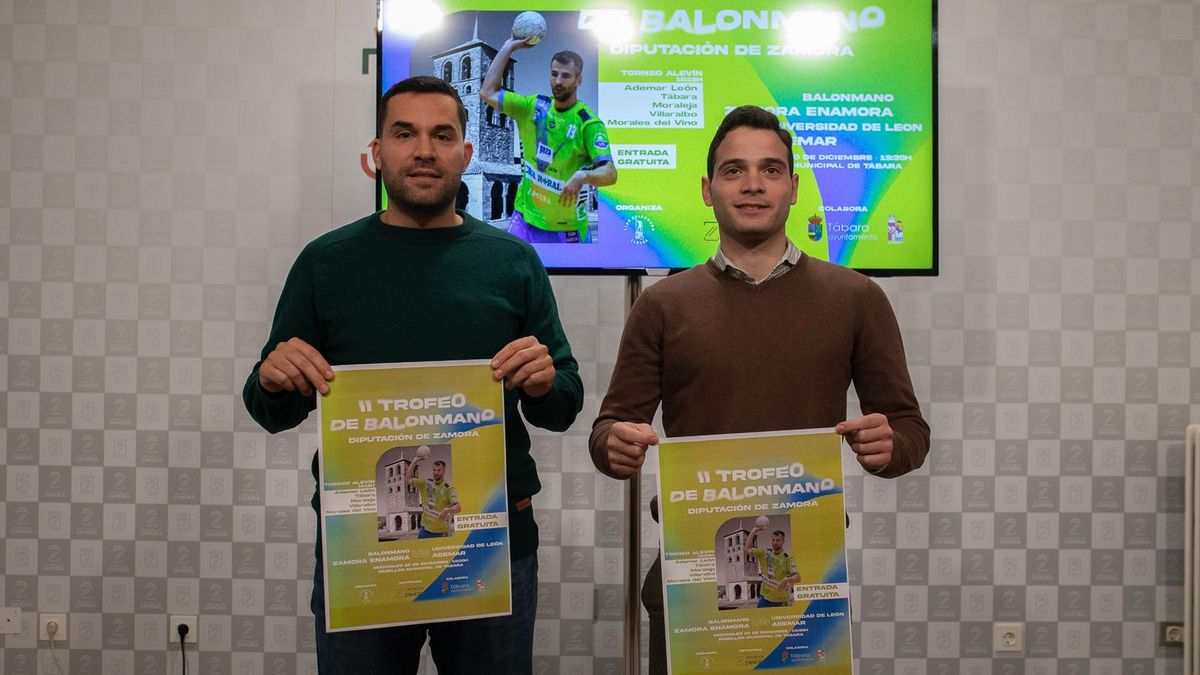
[589,105,930,673]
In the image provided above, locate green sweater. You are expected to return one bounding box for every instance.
[243,211,582,559]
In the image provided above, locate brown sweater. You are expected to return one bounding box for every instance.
[590,255,929,479]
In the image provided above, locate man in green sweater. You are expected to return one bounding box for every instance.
[243,75,582,675]
[589,106,930,673]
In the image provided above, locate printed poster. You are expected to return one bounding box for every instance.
[317,361,509,631]
[657,429,852,673]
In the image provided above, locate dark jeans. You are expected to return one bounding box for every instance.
[641,554,668,675]
[313,553,539,674]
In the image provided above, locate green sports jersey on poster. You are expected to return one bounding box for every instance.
[501,91,612,233]
[751,548,798,603]
[412,478,458,534]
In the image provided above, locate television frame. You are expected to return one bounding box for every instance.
[376,1,939,277]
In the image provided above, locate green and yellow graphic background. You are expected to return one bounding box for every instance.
[318,362,509,630]
[382,0,935,272]
[658,430,852,673]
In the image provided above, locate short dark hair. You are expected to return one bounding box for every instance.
[772,530,786,538]
[377,75,468,136]
[707,105,794,178]
[550,50,583,76]
[433,460,446,468]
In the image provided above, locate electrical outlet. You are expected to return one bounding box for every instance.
[169,615,198,645]
[994,622,1023,652]
[1160,621,1185,647]
[0,607,21,635]
[39,613,68,642]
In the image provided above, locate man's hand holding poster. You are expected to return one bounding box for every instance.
[657,429,852,673]
[317,361,509,631]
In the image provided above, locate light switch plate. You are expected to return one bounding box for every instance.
[0,607,21,635]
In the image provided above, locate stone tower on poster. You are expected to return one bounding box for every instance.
[431,19,521,227]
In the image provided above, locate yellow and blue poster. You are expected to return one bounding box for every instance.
[317,361,509,631]
[657,429,852,674]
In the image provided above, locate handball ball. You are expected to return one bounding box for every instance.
[512,11,547,45]
[755,516,770,528]
[416,445,432,458]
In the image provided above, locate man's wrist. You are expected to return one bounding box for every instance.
[519,385,553,403]
[257,378,290,399]
[867,465,889,477]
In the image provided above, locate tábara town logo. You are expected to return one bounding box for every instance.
[807,214,824,242]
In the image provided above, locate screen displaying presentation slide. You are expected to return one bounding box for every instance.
[380,0,937,275]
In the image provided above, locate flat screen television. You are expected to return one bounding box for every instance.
[379,0,937,275]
